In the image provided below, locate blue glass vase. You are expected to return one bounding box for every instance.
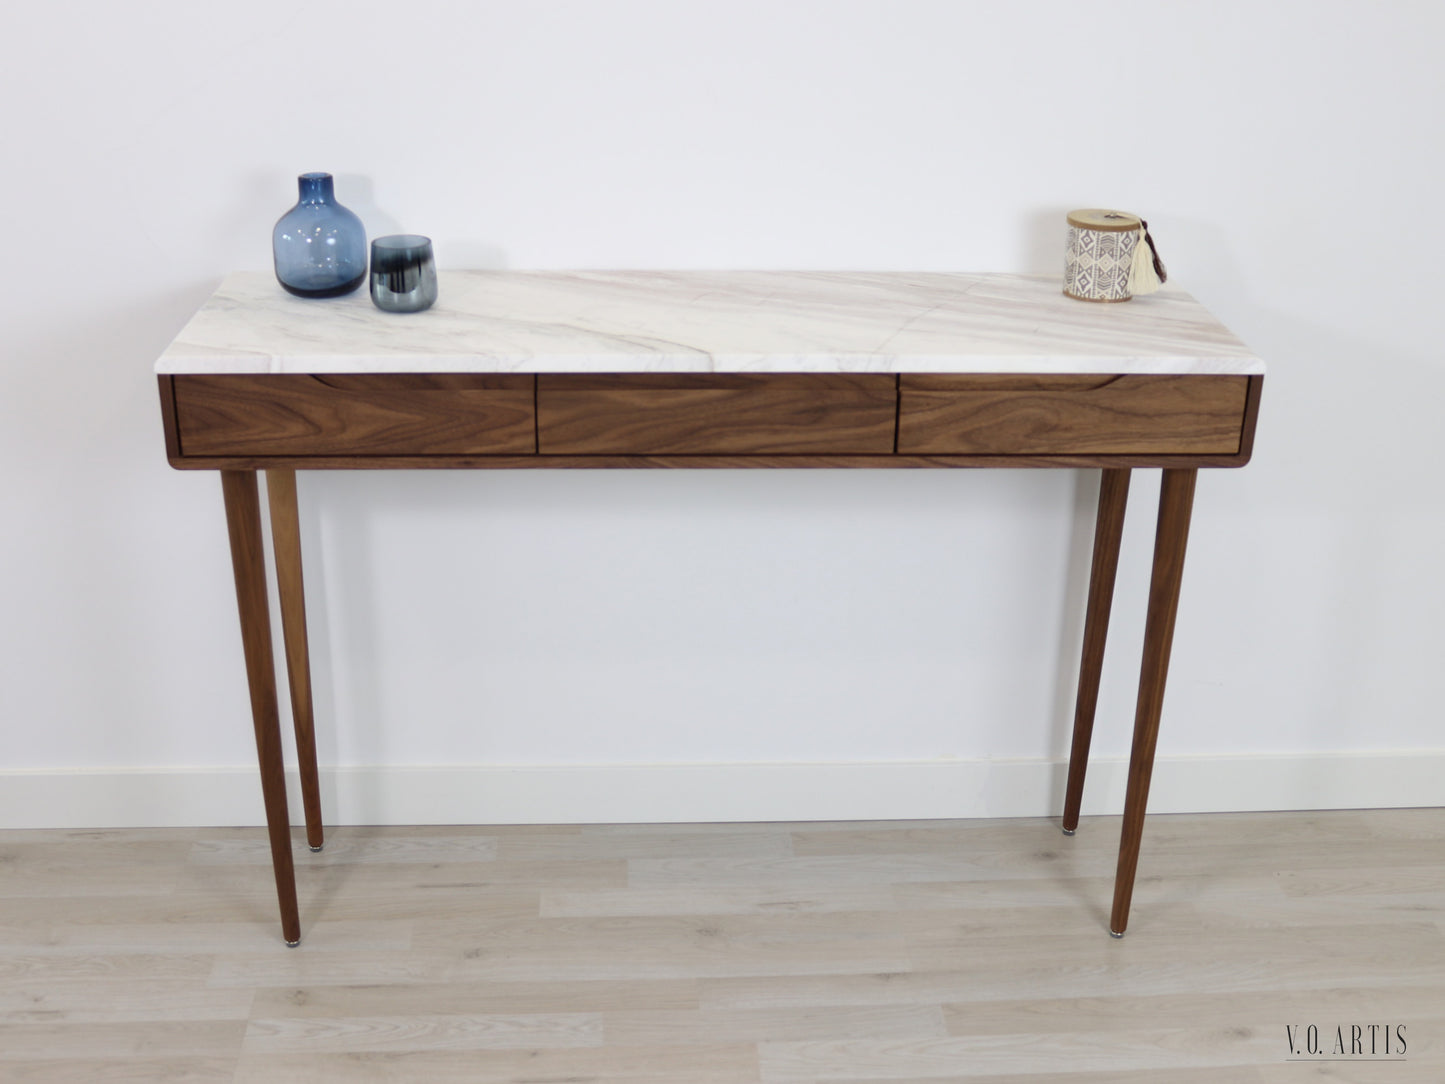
[272,172,367,298]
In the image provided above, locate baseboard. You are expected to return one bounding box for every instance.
[1,753,1440,829]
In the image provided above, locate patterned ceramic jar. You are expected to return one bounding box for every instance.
[1064,209,1142,302]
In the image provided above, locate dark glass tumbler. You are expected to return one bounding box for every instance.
[370,235,437,313]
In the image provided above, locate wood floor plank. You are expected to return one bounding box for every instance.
[1256,1063,1442,1084]
[188,832,501,865]
[422,914,914,982]
[700,970,1048,1012]
[701,952,1445,1010]
[241,1011,604,1053]
[788,820,1101,856]
[0,1018,246,1060]
[0,953,216,984]
[0,859,183,898]
[409,857,630,889]
[626,850,1088,889]
[28,920,410,955]
[181,883,541,925]
[0,977,254,1023]
[0,1056,238,1082]
[604,1003,946,1046]
[0,828,199,847]
[904,918,1445,970]
[497,827,796,862]
[231,1043,762,1082]
[207,950,457,989]
[1277,864,1445,897]
[249,977,701,1017]
[542,883,900,918]
[941,986,1442,1035]
[805,1069,1269,1084]
[754,1028,1304,1080]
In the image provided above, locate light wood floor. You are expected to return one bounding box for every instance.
[2,809,1442,1082]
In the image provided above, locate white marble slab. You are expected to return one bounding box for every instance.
[155,271,1264,375]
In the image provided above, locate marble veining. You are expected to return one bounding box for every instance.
[155,271,1265,375]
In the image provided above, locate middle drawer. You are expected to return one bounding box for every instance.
[537,374,898,455]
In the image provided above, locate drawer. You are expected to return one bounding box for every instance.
[897,374,1250,456]
[536,374,897,455]
[171,374,536,457]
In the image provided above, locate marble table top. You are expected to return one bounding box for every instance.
[156,271,1264,376]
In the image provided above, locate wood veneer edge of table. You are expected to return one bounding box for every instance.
[164,451,1258,471]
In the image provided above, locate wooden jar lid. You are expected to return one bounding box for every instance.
[1066,209,1141,232]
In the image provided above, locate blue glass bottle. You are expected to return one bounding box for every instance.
[272,172,367,298]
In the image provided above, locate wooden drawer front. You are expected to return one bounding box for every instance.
[536,374,898,455]
[172,374,536,457]
[897,374,1249,455]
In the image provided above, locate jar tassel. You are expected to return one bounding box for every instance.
[1128,221,1167,295]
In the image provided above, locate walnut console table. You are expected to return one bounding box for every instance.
[156,270,1264,944]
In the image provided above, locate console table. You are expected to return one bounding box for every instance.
[155,270,1264,944]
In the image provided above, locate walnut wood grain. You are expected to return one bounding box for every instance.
[1062,468,1131,834]
[173,374,535,457]
[157,375,181,460]
[265,469,323,853]
[161,375,1263,469]
[1110,467,1197,937]
[897,374,1249,455]
[166,451,1259,471]
[220,471,300,946]
[536,374,897,455]
[1236,374,1264,462]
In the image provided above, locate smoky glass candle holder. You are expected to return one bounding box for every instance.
[369,235,437,313]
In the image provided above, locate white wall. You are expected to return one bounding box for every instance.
[3,1,1442,827]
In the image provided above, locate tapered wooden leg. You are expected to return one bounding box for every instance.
[266,469,324,853]
[221,471,302,946]
[1062,469,1131,834]
[1109,468,1197,937]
